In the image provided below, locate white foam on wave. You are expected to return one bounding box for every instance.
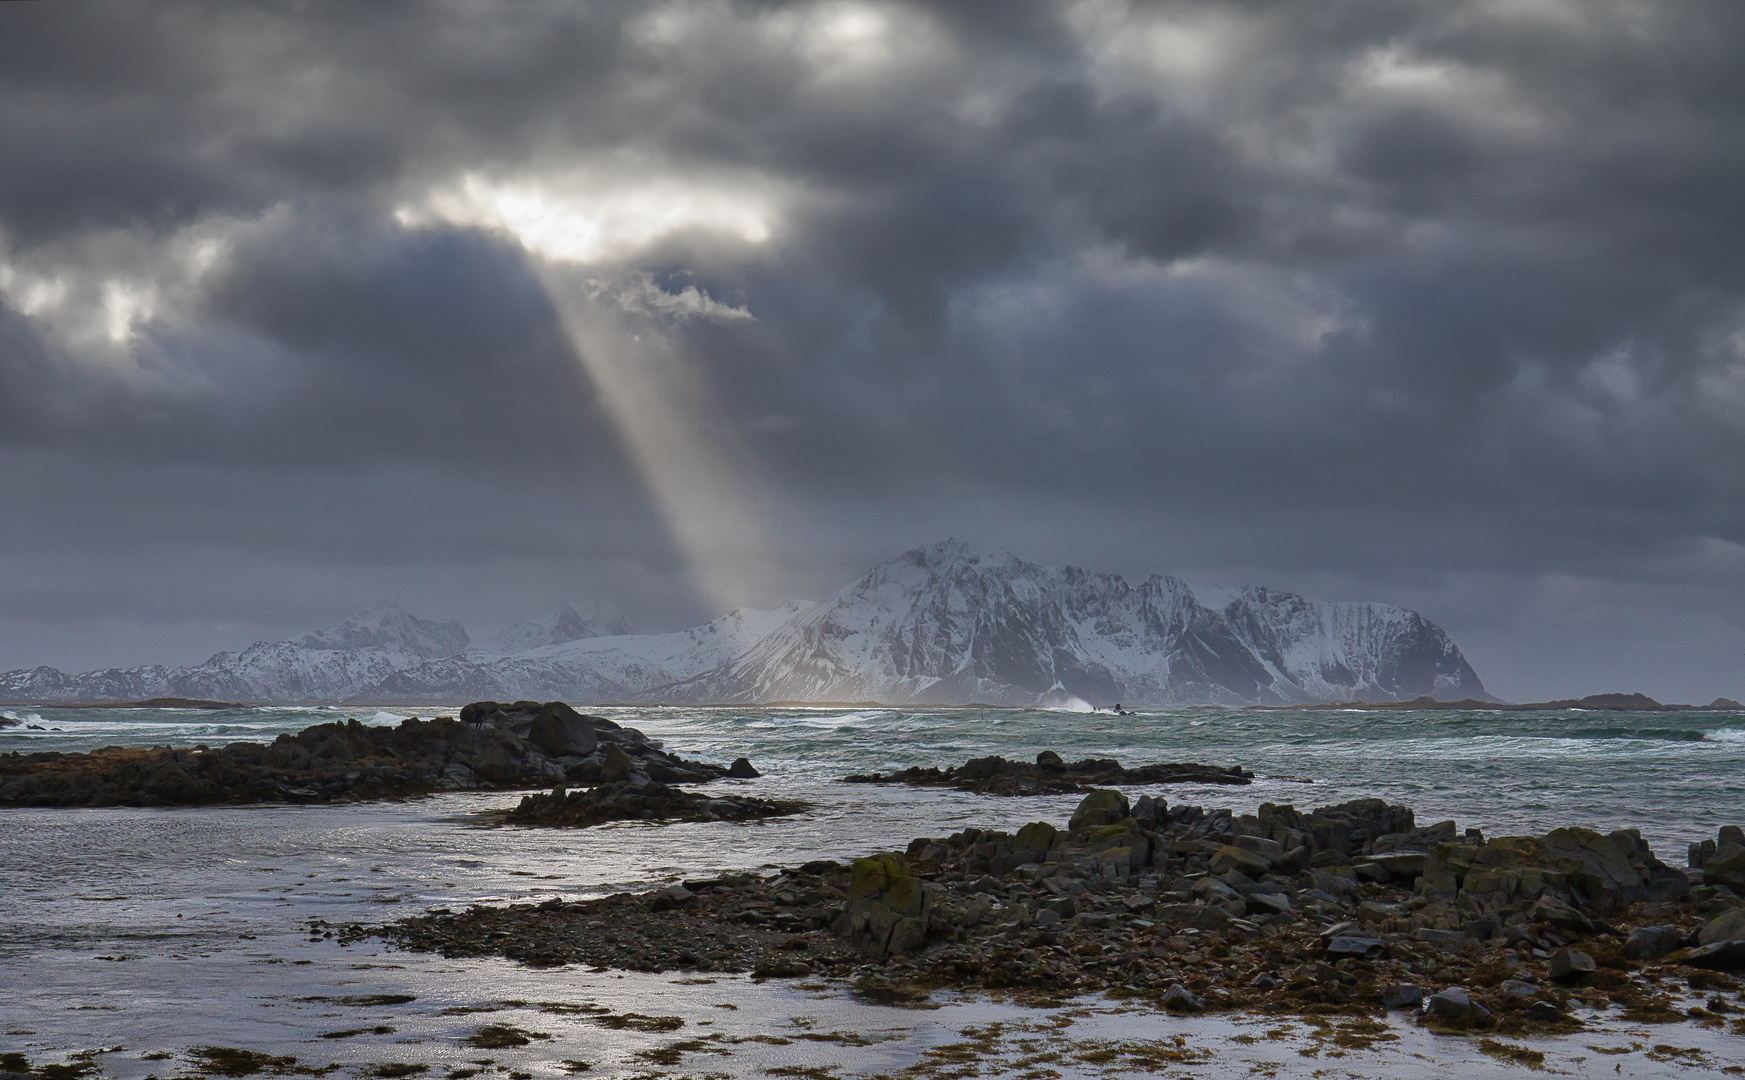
[1049,697,1095,713]
[755,711,891,728]
[1705,728,1745,744]
[1,710,45,726]
[370,710,409,724]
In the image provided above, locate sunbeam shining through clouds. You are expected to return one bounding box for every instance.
[402,172,779,612]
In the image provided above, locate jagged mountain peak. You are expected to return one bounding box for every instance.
[905,537,1024,568]
[688,541,1491,707]
[296,603,470,659]
[484,603,632,654]
[0,543,1491,706]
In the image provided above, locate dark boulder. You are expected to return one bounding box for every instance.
[528,702,598,757]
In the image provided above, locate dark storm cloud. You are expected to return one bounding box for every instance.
[1,0,1744,698]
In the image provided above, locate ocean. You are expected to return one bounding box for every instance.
[3,704,1742,1078]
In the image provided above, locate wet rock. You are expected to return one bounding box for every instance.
[1546,948,1595,983]
[1211,845,1272,878]
[651,885,697,912]
[1426,986,1474,1020]
[1525,1000,1566,1023]
[1245,892,1293,918]
[1326,935,1386,959]
[599,744,634,784]
[1160,983,1200,1012]
[0,703,745,808]
[727,757,760,779]
[1685,939,1745,970]
[1382,984,1424,1011]
[499,781,809,829]
[527,702,598,757]
[348,786,1745,1026]
[1624,924,1684,961]
[1699,909,1745,946]
[1369,851,1427,880]
[845,754,1251,797]
[1704,838,1745,893]
[1233,835,1284,864]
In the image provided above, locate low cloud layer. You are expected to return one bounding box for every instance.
[2,0,1744,701]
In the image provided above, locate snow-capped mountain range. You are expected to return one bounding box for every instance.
[0,541,1492,706]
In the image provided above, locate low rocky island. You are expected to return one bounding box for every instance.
[349,790,1745,1041]
[844,751,1253,796]
[0,700,759,809]
[489,773,811,829]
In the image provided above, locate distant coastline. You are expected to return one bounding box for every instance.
[1278,691,1745,712]
[6,691,1742,711]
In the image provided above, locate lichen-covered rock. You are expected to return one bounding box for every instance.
[1069,789,1130,831]
[1210,844,1272,878]
[832,852,935,958]
[1702,837,1745,892]
[1416,825,1687,917]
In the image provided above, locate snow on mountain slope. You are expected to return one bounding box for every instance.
[0,605,467,704]
[0,543,1488,706]
[479,603,632,655]
[371,602,810,703]
[0,663,175,704]
[297,603,469,658]
[677,541,1491,706]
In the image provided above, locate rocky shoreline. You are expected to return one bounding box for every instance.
[347,785,1745,1042]
[845,751,1253,796]
[0,700,757,810]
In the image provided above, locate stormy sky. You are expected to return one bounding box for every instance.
[2,0,1744,703]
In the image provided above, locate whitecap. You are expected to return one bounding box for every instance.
[1705,728,1745,744]
[758,711,889,728]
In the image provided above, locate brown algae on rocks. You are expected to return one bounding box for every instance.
[343,782,1745,1072]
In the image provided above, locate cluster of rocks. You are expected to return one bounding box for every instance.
[359,790,1745,1036]
[348,863,867,975]
[0,701,753,808]
[494,776,809,828]
[843,751,1253,796]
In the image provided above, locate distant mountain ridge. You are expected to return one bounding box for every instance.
[0,541,1493,706]
[669,541,1490,706]
[481,603,632,654]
